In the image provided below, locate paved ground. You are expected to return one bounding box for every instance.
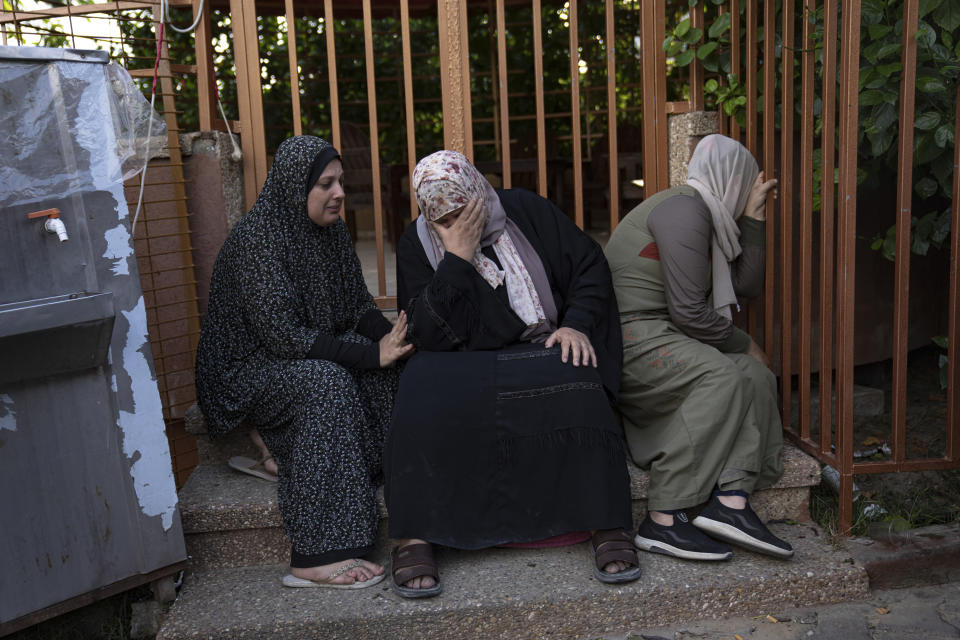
[594,581,960,640]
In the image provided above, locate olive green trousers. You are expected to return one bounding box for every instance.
[619,317,784,511]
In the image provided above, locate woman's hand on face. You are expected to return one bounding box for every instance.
[746,337,771,370]
[379,310,414,367]
[430,198,484,261]
[545,327,597,368]
[743,171,778,221]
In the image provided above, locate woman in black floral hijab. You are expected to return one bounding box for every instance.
[196,135,411,588]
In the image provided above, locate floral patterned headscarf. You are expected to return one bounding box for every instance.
[413,150,557,339]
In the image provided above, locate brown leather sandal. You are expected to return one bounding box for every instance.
[592,529,642,584]
[390,543,443,598]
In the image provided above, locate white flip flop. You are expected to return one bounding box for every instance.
[227,455,278,482]
[281,560,385,589]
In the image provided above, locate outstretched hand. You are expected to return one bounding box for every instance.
[743,171,778,221]
[429,198,485,261]
[545,327,597,368]
[379,310,414,367]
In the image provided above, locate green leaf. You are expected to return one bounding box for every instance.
[915,176,939,198]
[934,123,954,147]
[708,12,731,39]
[882,232,897,261]
[918,76,947,93]
[697,41,719,59]
[871,237,884,251]
[863,41,884,64]
[944,30,954,49]
[681,27,703,44]
[934,0,960,31]
[860,67,878,90]
[933,335,949,349]
[861,0,886,25]
[860,89,887,106]
[874,103,898,132]
[932,209,951,245]
[868,24,892,40]
[870,131,894,156]
[939,354,949,391]
[876,43,902,61]
[663,35,673,51]
[702,55,721,73]
[676,18,691,38]
[704,78,719,92]
[915,111,942,130]
[915,21,937,48]
[919,0,943,19]
[916,133,944,164]
[675,49,696,66]
[877,62,902,77]
[666,40,683,56]
[864,74,889,89]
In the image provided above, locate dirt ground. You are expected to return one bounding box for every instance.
[809,345,960,533]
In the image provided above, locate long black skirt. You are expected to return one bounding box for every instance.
[385,344,633,549]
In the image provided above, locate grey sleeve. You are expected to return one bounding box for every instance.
[730,216,766,299]
[648,197,751,353]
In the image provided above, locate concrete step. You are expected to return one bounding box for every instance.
[179,462,387,569]
[157,522,869,640]
[179,443,819,569]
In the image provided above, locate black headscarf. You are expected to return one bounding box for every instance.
[305,145,342,198]
[195,135,379,437]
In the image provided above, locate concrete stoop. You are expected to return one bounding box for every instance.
[178,438,819,569]
[156,523,868,640]
[171,405,845,637]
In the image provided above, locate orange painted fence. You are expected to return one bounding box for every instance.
[4,0,959,531]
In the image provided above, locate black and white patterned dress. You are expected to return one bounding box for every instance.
[195,136,400,567]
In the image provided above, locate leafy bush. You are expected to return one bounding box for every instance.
[663,0,958,260]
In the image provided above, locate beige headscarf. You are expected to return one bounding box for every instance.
[686,134,759,320]
[412,150,557,340]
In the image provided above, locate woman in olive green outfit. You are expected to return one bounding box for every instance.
[605,134,793,561]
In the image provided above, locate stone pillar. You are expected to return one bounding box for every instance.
[667,111,718,187]
[180,131,244,316]
[437,0,473,156]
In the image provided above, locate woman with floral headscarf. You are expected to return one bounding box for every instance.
[196,135,412,589]
[385,150,639,598]
[604,134,790,563]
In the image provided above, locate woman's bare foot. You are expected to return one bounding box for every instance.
[290,558,384,585]
[249,428,278,476]
[394,538,437,590]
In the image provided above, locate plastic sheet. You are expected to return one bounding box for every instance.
[0,46,167,209]
[106,63,168,182]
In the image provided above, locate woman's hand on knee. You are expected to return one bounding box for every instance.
[379,310,415,367]
[746,337,771,370]
[545,327,597,368]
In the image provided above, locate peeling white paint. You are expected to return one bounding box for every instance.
[115,297,178,531]
[103,224,132,276]
[0,394,16,432]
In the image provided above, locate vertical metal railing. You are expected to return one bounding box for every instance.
[797,0,816,443]
[92,0,955,530]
